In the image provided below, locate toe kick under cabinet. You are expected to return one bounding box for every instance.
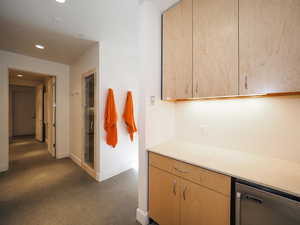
[148,152,231,225]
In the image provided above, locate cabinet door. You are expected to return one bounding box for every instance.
[149,166,180,225]
[239,0,300,95]
[181,179,230,225]
[193,0,238,98]
[162,0,193,100]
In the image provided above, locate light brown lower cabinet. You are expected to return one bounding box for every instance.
[148,152,231,225]
[149,166,180,225]
[180,179,230,225]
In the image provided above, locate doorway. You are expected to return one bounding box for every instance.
[81,71,96,178]
[8,69,57,162]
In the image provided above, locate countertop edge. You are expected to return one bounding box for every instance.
[147,148,300,199]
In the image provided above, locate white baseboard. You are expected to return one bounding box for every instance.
[136,208,149,225]
[96,172,101,182]
[56,152,70,159]
[0,163,9,173]
[70,153,81,166]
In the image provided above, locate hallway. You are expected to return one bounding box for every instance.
[0,138,139,225]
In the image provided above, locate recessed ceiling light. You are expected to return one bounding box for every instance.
[35,44,45,49]
[56,0,66,3]
[17,74,24,77]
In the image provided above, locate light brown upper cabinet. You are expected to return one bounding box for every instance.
[162,0,300,99]
[162,0,193,100]
[193,0,238,98]
[239,0,300,95]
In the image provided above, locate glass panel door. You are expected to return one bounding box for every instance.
[84,73,95,169]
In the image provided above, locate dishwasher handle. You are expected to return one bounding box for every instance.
[236,192,241,225]
[244,194,263,204]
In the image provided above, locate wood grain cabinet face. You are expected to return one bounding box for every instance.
[193,0,239,98]
[162,0,193,100]
[181,179,230,225]
[149,166,181,225]
[148,153,231,225]
[239,0,300,95]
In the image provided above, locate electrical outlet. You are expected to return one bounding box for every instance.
[199,125,208,136]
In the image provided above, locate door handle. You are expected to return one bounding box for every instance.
[245,75,248,90]
[244,194,263,204]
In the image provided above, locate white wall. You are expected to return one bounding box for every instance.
[175,95,300,163]
[69,43,100,173]
[0,50,70,172]
[98,40,140,181]
[137,1,177,224]
[96,1,142,182]
[70,36,141,182]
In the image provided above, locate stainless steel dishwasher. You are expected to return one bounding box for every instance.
[235,180,300,225]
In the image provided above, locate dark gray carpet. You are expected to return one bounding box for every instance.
[0,138,139,225]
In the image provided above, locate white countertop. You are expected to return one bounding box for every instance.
[148,141,300,198]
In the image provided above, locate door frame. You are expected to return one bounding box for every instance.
[81,69,97,179]
[8,68,57,158]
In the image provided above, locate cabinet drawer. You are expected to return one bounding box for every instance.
[174,160,231,196]
[149,152,177,174]
[149,152,231,196]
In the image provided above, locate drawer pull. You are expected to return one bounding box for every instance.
[183,186,188,200]
[173,180,177,195]
[174,167,189,174]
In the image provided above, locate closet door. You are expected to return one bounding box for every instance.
[162,0,193,100]
[239,0,300,95]
[193,0,238,98]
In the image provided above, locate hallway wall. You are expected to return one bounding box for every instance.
[69,43,100,174]
[0,50,70,172]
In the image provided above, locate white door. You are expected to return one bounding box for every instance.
[35,84,44,141]
[47,77,56,157]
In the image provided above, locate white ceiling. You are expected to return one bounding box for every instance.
[0,0,178,65]
[0,0,140,65]
[9,69,52,82]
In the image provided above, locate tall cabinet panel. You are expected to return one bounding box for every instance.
[162,0,193,100]
[239,0,300,95]
[193,0,238,98]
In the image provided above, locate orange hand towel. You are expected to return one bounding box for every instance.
[123,91,137,142]
[104,88,118,148]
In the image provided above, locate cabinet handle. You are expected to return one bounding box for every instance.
[183,186,187,200]
[236,192,241,225]
[173,180,177,195]
[174,167,189,174]
[245,75,248,90]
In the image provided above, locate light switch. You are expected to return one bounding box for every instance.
[150,96,156,106]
